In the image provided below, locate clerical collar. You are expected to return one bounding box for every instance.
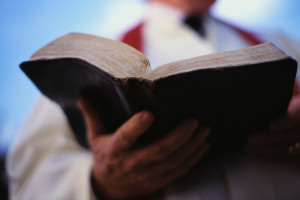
[184,14,206,38]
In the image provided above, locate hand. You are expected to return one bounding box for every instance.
[245,95,300,157]
[78,99,210,199]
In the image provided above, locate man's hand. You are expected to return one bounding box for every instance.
[78,99,210,199]
[245,96,300,157]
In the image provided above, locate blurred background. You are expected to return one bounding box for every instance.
[0,0,300,157]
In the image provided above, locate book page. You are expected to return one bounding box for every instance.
[30,33,150,78]
[145,43,289,80]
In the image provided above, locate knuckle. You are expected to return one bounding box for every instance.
[124,153,145,171]
[153,145,169,159]
[122,160,136,173]
[93,145,117,164]
[94,150,110,164]
[118,130,134,146]
[105,159,123,174]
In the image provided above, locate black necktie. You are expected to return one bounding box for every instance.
[184,14,205,38]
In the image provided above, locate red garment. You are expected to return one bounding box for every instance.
[121,21,299,95]
[121,22,145,53]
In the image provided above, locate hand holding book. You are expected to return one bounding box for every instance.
[245,95,300,157]
[78,99,210,199]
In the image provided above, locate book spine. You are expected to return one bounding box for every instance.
[119,78,157,115]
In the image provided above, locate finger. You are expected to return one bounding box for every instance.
[132,119,200,166]
[270,96,300,131]
[247,129,300,145]
[147,127,210,174]
[269,114,298,132]
[78,99,104,140]
[244,143,288,156]
[111,111,154,153]
[131,142,210,193]
[161,142,210,183]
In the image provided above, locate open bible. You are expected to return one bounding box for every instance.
[20,33,297,150]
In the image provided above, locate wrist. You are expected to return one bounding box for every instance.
[90,164,127,200]
[90,172,112,200]
[90,164,116,200]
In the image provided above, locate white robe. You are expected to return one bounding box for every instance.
[7,2,300,200]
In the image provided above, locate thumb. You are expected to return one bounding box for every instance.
[269,114,294,132]
[270,97,300,131]
[77,98,104,141]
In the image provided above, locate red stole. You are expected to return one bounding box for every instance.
[121,21,299,95]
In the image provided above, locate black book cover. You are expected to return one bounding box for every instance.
[20,57,297,150]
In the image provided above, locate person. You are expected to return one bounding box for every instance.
[7,0,300,199]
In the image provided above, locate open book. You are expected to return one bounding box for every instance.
[20,33,297,150]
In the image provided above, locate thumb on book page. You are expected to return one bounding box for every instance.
[77,99,105,141]
[269,95,300,131]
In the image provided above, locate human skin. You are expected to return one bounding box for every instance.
[149,0,216,15]
[78,95,300,199]
[245,95,300,157]
[78,99,210,199]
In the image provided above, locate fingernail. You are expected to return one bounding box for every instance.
[141,111,154,123]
